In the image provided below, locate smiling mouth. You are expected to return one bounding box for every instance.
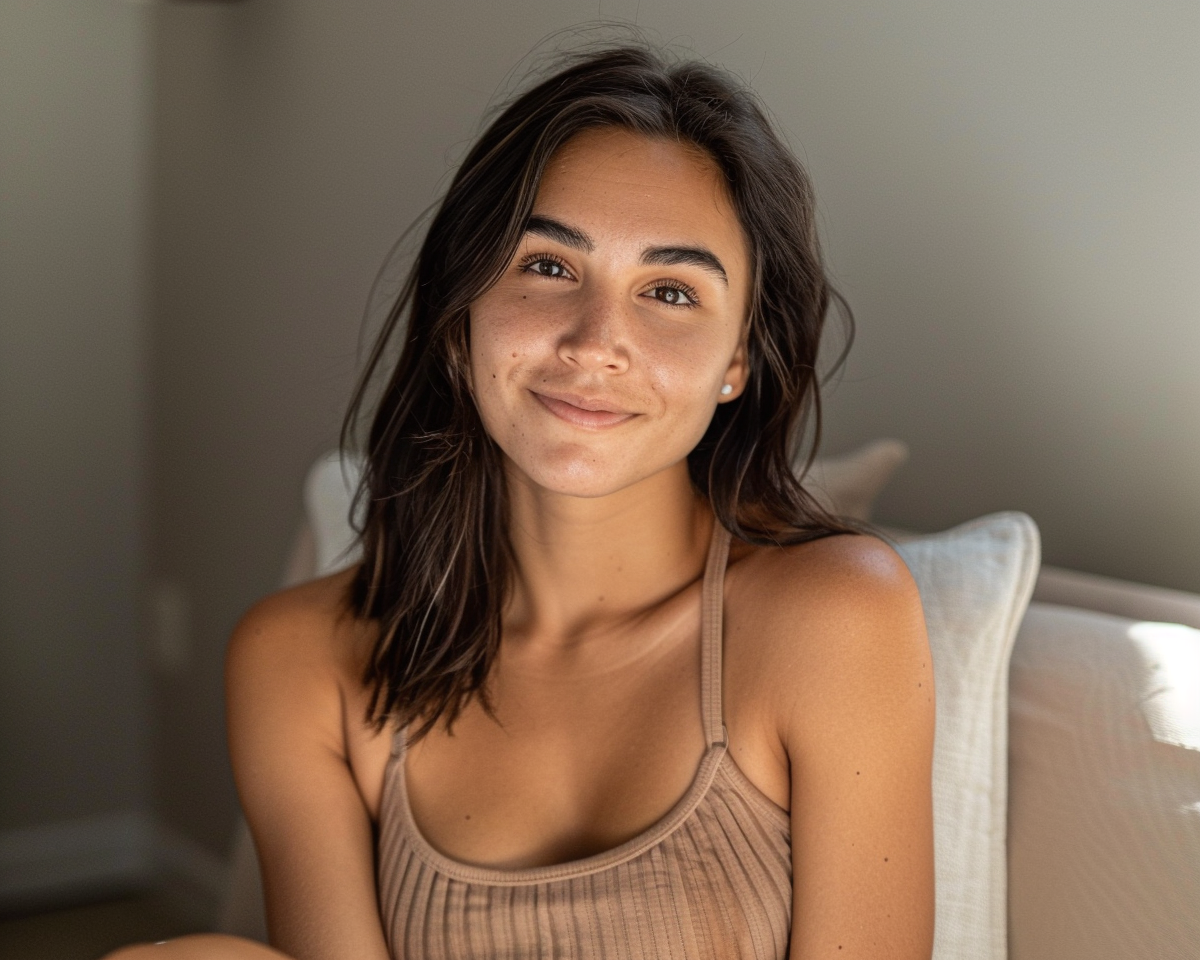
[531,391,636,428]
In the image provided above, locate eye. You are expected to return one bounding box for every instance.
[646,281,700,309]
[518,253,573,280]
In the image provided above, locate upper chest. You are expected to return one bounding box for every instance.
[340,568,795,868]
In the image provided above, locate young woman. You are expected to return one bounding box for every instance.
[111,42,934,960]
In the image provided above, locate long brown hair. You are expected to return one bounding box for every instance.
[342,41,857,740]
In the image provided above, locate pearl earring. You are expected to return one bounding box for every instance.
[720,384,733,396]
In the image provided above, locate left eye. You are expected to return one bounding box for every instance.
[649,285,697,307]
[527,258,568,278]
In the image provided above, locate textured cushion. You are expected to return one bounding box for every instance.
[894,512,1041,960]
[1008,602,1200,960]
[800,437,909,521]
[303,449,364,575]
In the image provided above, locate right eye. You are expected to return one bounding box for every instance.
[518,253,573,280]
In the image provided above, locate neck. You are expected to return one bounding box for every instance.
[503,459,714,647]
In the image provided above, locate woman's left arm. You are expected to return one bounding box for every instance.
[767,536,936,960]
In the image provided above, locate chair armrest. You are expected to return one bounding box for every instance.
[1032,564,1200,630]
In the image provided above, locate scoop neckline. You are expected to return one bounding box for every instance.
[387,735,732,886]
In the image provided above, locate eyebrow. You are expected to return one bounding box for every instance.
[523,214,729,286]
[640,246,728,286]
[525,214,595,253]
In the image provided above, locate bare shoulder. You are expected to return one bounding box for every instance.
[225,567,367,688]
[727,531,925,653]
[224,567,375,770]
[725,532,931,741]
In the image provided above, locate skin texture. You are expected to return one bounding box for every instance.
[106,128,934,960]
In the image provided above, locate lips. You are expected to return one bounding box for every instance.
[531,390,636,428]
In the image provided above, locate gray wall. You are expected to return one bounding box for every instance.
[0,0,150,873]
[144,0,1199,861]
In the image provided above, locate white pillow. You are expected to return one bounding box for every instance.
[1007,602,1200,960]
[894,512,1041,960]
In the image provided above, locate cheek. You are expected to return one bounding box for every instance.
[470,292,551,372]
[467,300,546,433]
[639,334,730,421]
[467,314,509,436]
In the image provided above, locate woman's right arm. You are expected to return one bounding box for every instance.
[223,582,393,960]
[105,582,392,960]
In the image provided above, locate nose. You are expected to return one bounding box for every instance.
[556,285,631,374]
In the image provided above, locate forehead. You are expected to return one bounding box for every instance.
[532,127,749,271]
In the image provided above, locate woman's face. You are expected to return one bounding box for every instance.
[469,126,752,499]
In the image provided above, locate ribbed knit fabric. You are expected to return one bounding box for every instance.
[376,524,793,959]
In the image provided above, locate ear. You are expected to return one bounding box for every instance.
[718,338,749,402]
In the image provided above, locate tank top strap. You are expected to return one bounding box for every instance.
[700,521,733,747]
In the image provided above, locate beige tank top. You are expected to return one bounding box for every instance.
[376,524,793,959]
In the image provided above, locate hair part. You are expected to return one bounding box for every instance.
[341,40,858,743]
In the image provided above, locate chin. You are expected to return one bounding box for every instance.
[519,464,637,500]
[506,445,653,499]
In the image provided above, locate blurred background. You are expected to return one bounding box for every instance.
[1,0,1197,953]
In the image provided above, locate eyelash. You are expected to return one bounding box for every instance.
[516,253,702,309]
